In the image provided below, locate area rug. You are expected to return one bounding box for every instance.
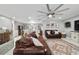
[46,39,79,55]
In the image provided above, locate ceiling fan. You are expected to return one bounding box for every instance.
[37,4,70,19]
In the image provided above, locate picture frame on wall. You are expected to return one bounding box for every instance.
[65,22,71,28]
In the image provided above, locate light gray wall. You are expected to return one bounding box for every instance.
[62,16,79,38]
[0,17,12,30]
[42,20,64,32]
[63,16,79,32]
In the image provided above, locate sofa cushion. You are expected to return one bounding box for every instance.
[15,37,34,48]
[31,37,44,47]
[55,31,59,34]
[47,31,50,35]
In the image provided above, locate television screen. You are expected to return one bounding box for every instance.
[74,20,79,31]
[65,22,71,28]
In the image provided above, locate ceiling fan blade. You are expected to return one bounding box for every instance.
[46,4,51,11]
[57,8,70,13]
[37,15,46,17]
[37,16,47,20]
[55,13,63,15]
[38,10,48,14]
[54,4,64,11]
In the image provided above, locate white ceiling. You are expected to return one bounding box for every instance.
[0,4,79,23]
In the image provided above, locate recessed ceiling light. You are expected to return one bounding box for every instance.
[48,14,52,18]
[59,17,62,19]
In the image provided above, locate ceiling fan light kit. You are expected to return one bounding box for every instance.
[48,14,52,18]
[37,4,69,20]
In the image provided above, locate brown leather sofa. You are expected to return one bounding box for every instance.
[13,35,51,55]
[45,30,62,39]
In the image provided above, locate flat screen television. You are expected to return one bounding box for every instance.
[74,20,79,31]
[65,22,71,28]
